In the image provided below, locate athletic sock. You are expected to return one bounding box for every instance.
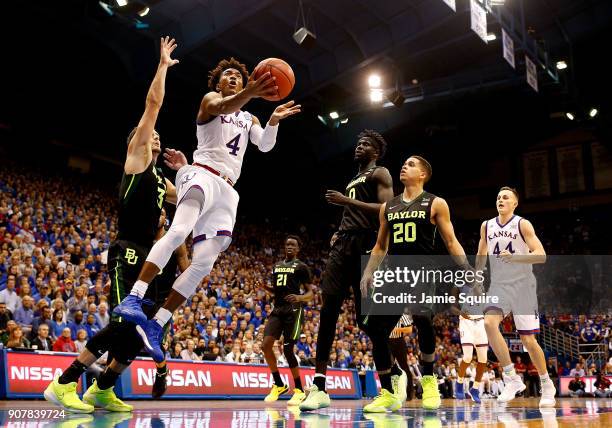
[472,381,480,389]
[503,364,516,377]
[58,360,88,385]
[272,371,284,387]
[97,367,121,390]
[294,376,303,390]
[457,376,464,384]
[313,374,326,392]
[539,373,550,384]
[154,307,173,327]
[130,280,149,299]
[379,372,393,392]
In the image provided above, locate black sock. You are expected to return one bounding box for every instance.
[313,374,326,392]
[379,372,393,392]
[97,367,121,390]
[294,376,303,390]
[272,371,284,387]
[422,361,434,376]
[58,360,88,385]
[157,365,168,376]
[390,363,402,377]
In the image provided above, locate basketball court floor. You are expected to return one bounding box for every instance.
[1,398,610,427]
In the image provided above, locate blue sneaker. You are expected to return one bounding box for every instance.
[455,381,465,399]
[467,387,481,403]
[136,319,165,363]
[113,295,147,326]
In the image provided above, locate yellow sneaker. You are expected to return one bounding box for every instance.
[363,388,402,413]
[287,388,307,406]
[83,379,133,412]
[44,376,94,413]
[421,375,441,410]
[264,384,289,403]
[299,385,331,411]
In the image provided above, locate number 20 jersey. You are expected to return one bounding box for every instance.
[194,110,254,184]
[486,215,534,285]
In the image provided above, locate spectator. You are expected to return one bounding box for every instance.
[170,343,183,359]
[0,302,14,334]
[581,321,599,343]
[240,343,257,364]
[6,326,30,349]
[546,357,559,391]
[30,306,53,341]
[95,302,109,329]
[180,339,201,361]
[568,375,586,398]
[74,329,88,353]
[525,361,540,398]
[570,363,586,377]
[593,373,611,398]
[31,324,53,351]
[50,309,68,339]
[53,327,77,353]
[65,286,87,322]
[225,343,242,363]
[0,275,20,313]
[68,311,87,340]
[14,295,35,335]
[561,361,572,376]
[514,356,527,382]
[84,313,99,338]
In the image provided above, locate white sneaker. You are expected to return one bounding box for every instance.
[299,385,331,411]
[391,367,408,403]
[539,379,556,408]
[497,374,526,403]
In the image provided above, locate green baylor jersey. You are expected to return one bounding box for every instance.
[117,162,166,247]
[271,259,311,309]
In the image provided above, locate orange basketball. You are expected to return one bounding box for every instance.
[253,58,295,102]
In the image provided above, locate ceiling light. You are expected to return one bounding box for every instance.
[368,74,381,88]
[486,33,497,41]
[566,112,575,121]
[329,111,339,119]
[556,61,568,70]
[589,108,598,118]
[138,6,149,16]
[370,89,383,103]
[340,118,349,124]
[116,0,128,6]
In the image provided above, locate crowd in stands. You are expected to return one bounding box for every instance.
[1,161,610,399]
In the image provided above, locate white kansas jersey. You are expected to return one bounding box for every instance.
[194,110,254,183]
[486,215,534,284]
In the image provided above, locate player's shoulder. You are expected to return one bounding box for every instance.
[371,166,392,180]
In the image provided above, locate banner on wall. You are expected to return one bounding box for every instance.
[523,151,551,199]
[526,56,539,92]
[502,29,515,68]
[470,0,488,43]
[559,375,612,396]
[556,145,585,194]
[592,142,612,190]
[1,350,85,398]
[121,358,360,399]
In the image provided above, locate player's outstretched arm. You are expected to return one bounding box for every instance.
[198,71,277,120]
[502,219,546,264]
[432,197,472,270]
[125,37,178,175]
[360,204,390,297]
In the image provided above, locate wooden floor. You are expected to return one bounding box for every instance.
[0,397,610,427]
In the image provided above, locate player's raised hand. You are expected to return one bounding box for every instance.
[244,71,277,99]
[159,36,179,67]
[268,100,301,126]
[163,148,188,170]
[325,190,350,206]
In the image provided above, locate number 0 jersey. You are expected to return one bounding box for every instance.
[271,259,311,310]
[486,215,534,284]
[194,110,254,184]
[339,166,384,232]
[384,191,439,257]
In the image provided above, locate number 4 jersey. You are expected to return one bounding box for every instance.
[486,215,534,285]
[194,110,254,184]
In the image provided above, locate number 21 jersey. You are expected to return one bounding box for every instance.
[194,110,254,184]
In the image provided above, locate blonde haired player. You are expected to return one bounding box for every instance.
[477,187,556,407]
[114,57,301,362]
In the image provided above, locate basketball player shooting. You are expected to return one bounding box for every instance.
[478,187,556,407]
[114,57,301,362]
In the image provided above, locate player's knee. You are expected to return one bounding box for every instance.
[519,334,537,348]
[484,316,500,333]
[263,337,275,352]
[166,223,191,243]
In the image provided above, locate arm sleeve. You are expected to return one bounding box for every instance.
[249,122,279,153]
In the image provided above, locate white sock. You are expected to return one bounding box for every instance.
[458,376,464,383]
[503,364,516,377]
[473,381,480,389]
[154,307,172,327]
[539,373,550,384]
[130,280,149,299]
